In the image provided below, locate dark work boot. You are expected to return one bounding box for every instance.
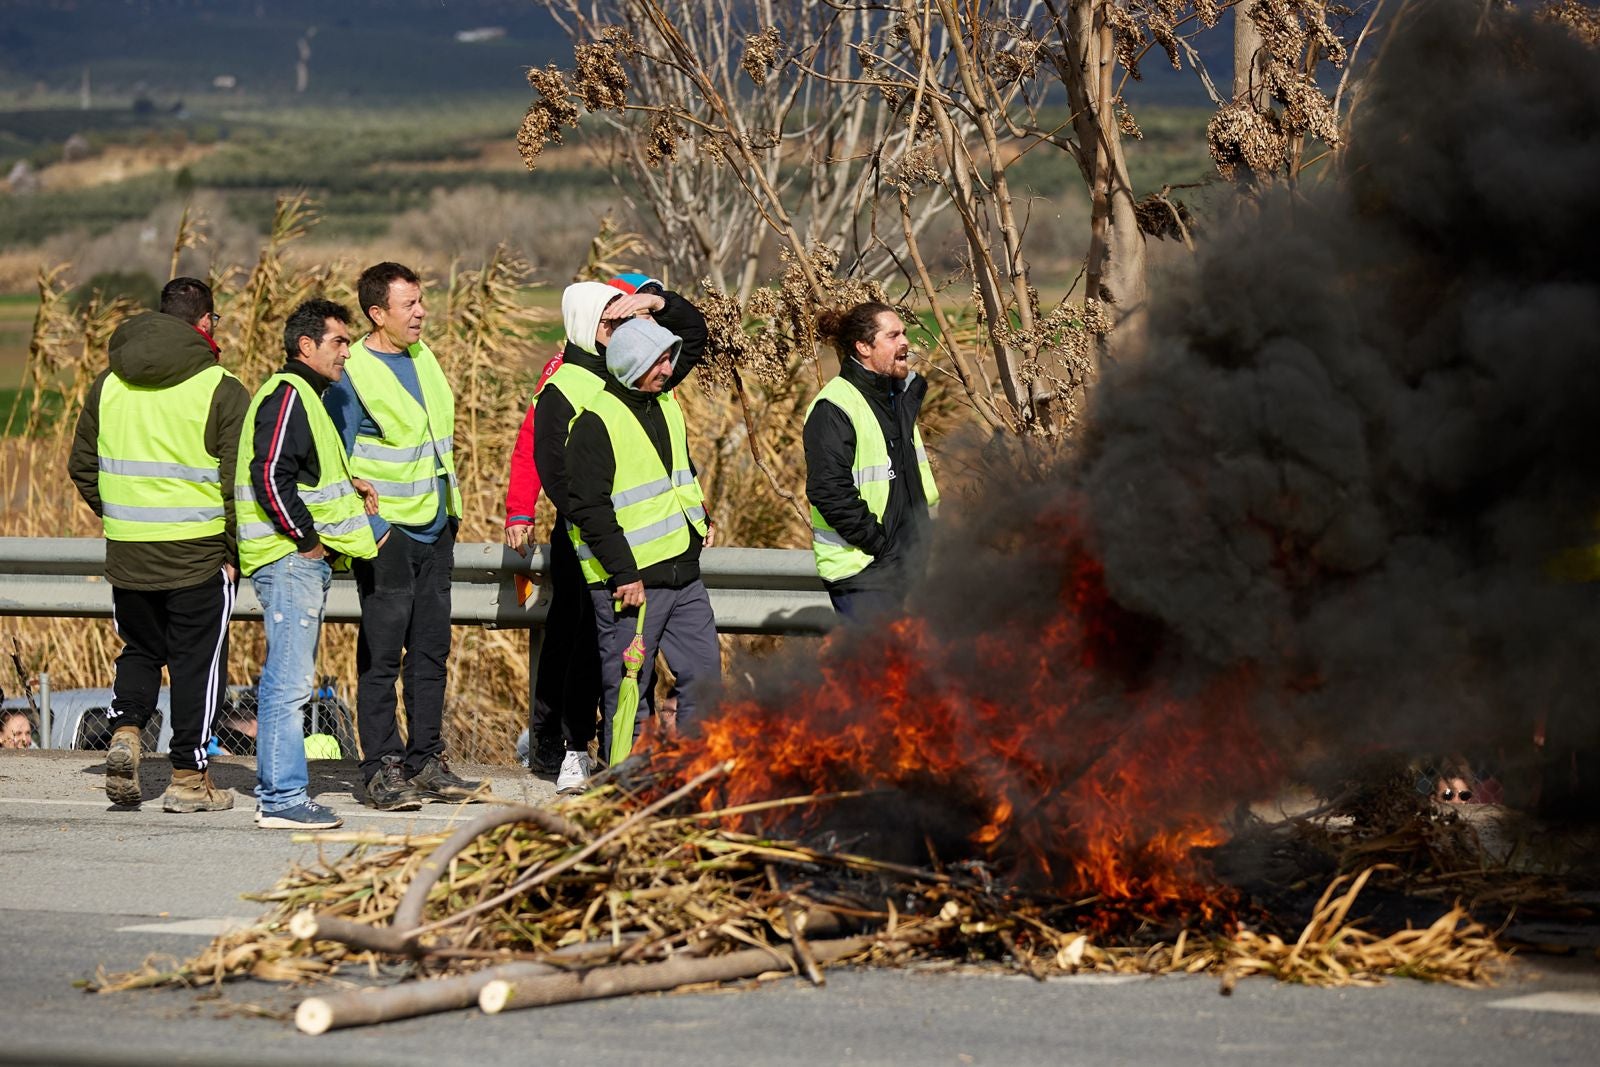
[365,755,424,811]
[408,754,485,802]
[104,725,143,807]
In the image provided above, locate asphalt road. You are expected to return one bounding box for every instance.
[4,749,1600,1067]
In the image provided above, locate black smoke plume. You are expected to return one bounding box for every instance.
[1064,0,1600,802]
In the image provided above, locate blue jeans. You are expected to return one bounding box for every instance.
[251,552,332,813]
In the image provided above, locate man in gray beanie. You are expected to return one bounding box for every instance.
[565,317,720,784]
[523,277,707,792]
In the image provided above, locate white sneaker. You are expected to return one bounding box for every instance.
[555,750,592,794]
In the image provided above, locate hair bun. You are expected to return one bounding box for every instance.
[815,308,845,340]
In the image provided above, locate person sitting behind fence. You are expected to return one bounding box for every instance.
[209,711,258,757]
[1,709,35,749]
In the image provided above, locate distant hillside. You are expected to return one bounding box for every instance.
[0,0,566,100]
[2,0,1222,106]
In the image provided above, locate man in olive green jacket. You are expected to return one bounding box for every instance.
[69,277,249,812]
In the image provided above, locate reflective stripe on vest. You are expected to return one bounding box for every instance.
[803,374,940,582]
[234,373,380,576]
[569,391,707,584]
[343,338,462,526]
[97,365,230,543]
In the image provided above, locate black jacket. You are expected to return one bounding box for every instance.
[567,376,704,591]
[802,356,932,594]
[533,286,706,518]
[248,360,338,554]
[69,312,250,590]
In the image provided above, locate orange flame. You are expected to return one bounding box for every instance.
[658,518,1280,918]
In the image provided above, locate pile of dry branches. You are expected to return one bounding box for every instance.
[93,758,1508,1033]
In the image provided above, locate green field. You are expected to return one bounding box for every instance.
[0,95,580,246]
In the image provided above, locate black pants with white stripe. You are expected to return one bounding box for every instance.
[109,570,234,772]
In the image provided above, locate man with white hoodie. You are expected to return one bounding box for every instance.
[564,317,720,782]
[533,280,706,791]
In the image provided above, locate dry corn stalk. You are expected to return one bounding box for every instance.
[1218,866,1505,991]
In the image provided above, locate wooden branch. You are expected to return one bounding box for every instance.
[394,804,589,931]
[1333,0,1392,162]
[766,866,824,985]
[636,0,830,301]
[288,804,592,961]
[289,911,420,957]
[407,760,736,941]
[292,935,641,1034]
[296,963,552,1034]
[901,0,1025,421]
[479,932,933,1014]
[894,187,1005,430]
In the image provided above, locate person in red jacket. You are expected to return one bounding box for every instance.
[504,274,706,785]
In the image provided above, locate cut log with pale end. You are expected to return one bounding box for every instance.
[479,933,924,1014]
[289,910,420,956]
[296,962,556,1034]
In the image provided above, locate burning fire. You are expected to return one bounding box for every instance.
[662,516,1281,921]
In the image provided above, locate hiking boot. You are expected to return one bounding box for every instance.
[257,800,343,830]
[555,750,593,795]
[365,756,424,811]
[409,754,485,802]
[531,733,565,776]
[161,769,235,813]
[104,725,143,806]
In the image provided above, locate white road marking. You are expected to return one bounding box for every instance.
[1487,992,1600,1015]
[116,917,258,936]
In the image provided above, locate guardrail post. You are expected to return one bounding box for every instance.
[38,670,51,750]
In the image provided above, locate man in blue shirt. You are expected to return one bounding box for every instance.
[325,262,482,810]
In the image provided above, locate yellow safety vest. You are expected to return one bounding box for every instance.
[536,361,607,426]
[234,373,379,576]
[342,338,462,526]
[570,391,708,584]
[97,365,233,543]
[804,375,940,582]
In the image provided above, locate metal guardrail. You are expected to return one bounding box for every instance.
[1,537,835,751]
[0,537,835,635]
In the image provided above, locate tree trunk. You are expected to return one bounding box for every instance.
[1233,1,1268,107]
[1063,1,1149,379]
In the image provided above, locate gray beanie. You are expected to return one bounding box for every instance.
[606,317,682,389]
